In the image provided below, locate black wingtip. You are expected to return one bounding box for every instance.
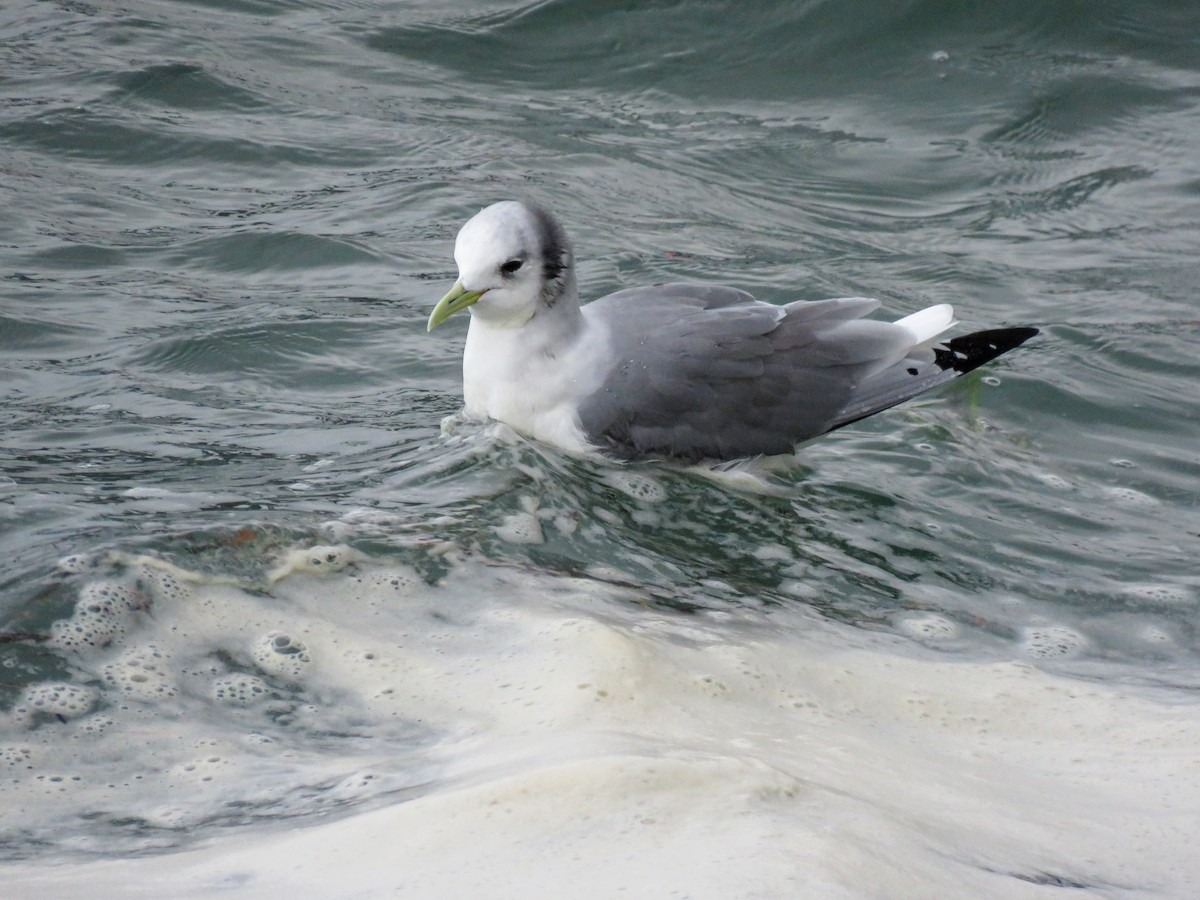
[934,326,1039,375]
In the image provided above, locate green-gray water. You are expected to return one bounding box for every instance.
[2,1,1199,896]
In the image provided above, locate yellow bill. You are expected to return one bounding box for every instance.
[428,281,486,331]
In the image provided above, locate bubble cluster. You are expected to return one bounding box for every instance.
[1138,625,1175,647]
[1020,624,1087,659]
[0,745,34,768]
[326,771,382,801]
[12,683,98,726]
[1031,471,1073,491]
[1100,486,1158,506]
[48,579,144,654]
[336,566,427,616]
[31,772,84,793]
[896,613,961,644]
[56,553,102,575]
[269,544,359,581]
[211,674,273,707]
[496,512,544,544]
[252,632,313,680]
[134,565,192,605]
[1123,583,1193,606]
[604,472,667,504]
[100,644,177,702]
[75,714,115,737]
[357,567,422,596]
[0,549,460,858]
[170,755,233,784]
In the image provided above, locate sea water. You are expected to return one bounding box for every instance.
[2,0,1200,897]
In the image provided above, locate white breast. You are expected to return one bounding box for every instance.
[461,312,612,454]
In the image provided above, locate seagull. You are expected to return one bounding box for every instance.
[428,201,1037,462]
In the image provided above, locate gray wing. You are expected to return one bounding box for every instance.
[576,283,1038,461]
[576,283,915,461]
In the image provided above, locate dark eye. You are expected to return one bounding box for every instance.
[500,259,524,276]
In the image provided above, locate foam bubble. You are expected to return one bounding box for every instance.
[134,565,193,605]
[326,771,386,802]
[56,553,101,574]
[49,612,125,655]
[268,545,360,582]
[49,579,145,655]
[75,714,116,737]
[31,772,84,793]
[1100,486,1158,506]
[630,509,660,527]
[592,507,621,526]
[211,674,273,707]
[362,566,422,594]
[12,683,98,725]
[496,512,544,544]
[896,613,962,644]
[0,745,35,768]
[753,543,794,564]
[322,509,411,540]
[2,549,1199,895]
[100,644,178,702]
[169,755,234,784]
[1123,583,1194,606]
[1138,625,1175,647]
[1031,471,1073,491]
[604,472,667,504]
[339,567,426,615]
[252,632,313,680]
[1020,624,1087,659]
[141,806,195,829]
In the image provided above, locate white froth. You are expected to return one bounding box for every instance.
[603,471,667,504]
[495,511,544,544]
[48,579,145,654]
[1031,470,1074,490]
[100,644,177,702]
[1020,623,1087,659]
[251,632,313,680]
[1123,582,1194,606]
[1100,485,1159,506]
[11,682,98,726]
[2,550,1199,898]
[895,612,961,643]
[0,745,34,768]
[211,674,272,707]
[56,553,103,574]
[1139,624,1175,646]
[267,544,361,582]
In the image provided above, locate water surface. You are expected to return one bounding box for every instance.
[2,1,1199,896]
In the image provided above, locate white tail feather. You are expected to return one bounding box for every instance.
[894,304,956,347]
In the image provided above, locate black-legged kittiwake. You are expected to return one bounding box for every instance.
[428,201,1037,462]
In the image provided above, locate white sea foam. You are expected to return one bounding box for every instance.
[1,549,1198,897]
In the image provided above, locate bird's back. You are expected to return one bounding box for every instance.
[577,283,1032,461]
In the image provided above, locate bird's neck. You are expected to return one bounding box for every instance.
[530,282,584,347]
[460,282,596,450]
[472,278,583,346]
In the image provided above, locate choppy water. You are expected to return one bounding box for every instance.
[3,0,1200,897]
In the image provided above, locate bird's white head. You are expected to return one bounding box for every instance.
[428,201,576,331]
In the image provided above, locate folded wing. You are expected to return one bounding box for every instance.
[576,283,1035,461]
